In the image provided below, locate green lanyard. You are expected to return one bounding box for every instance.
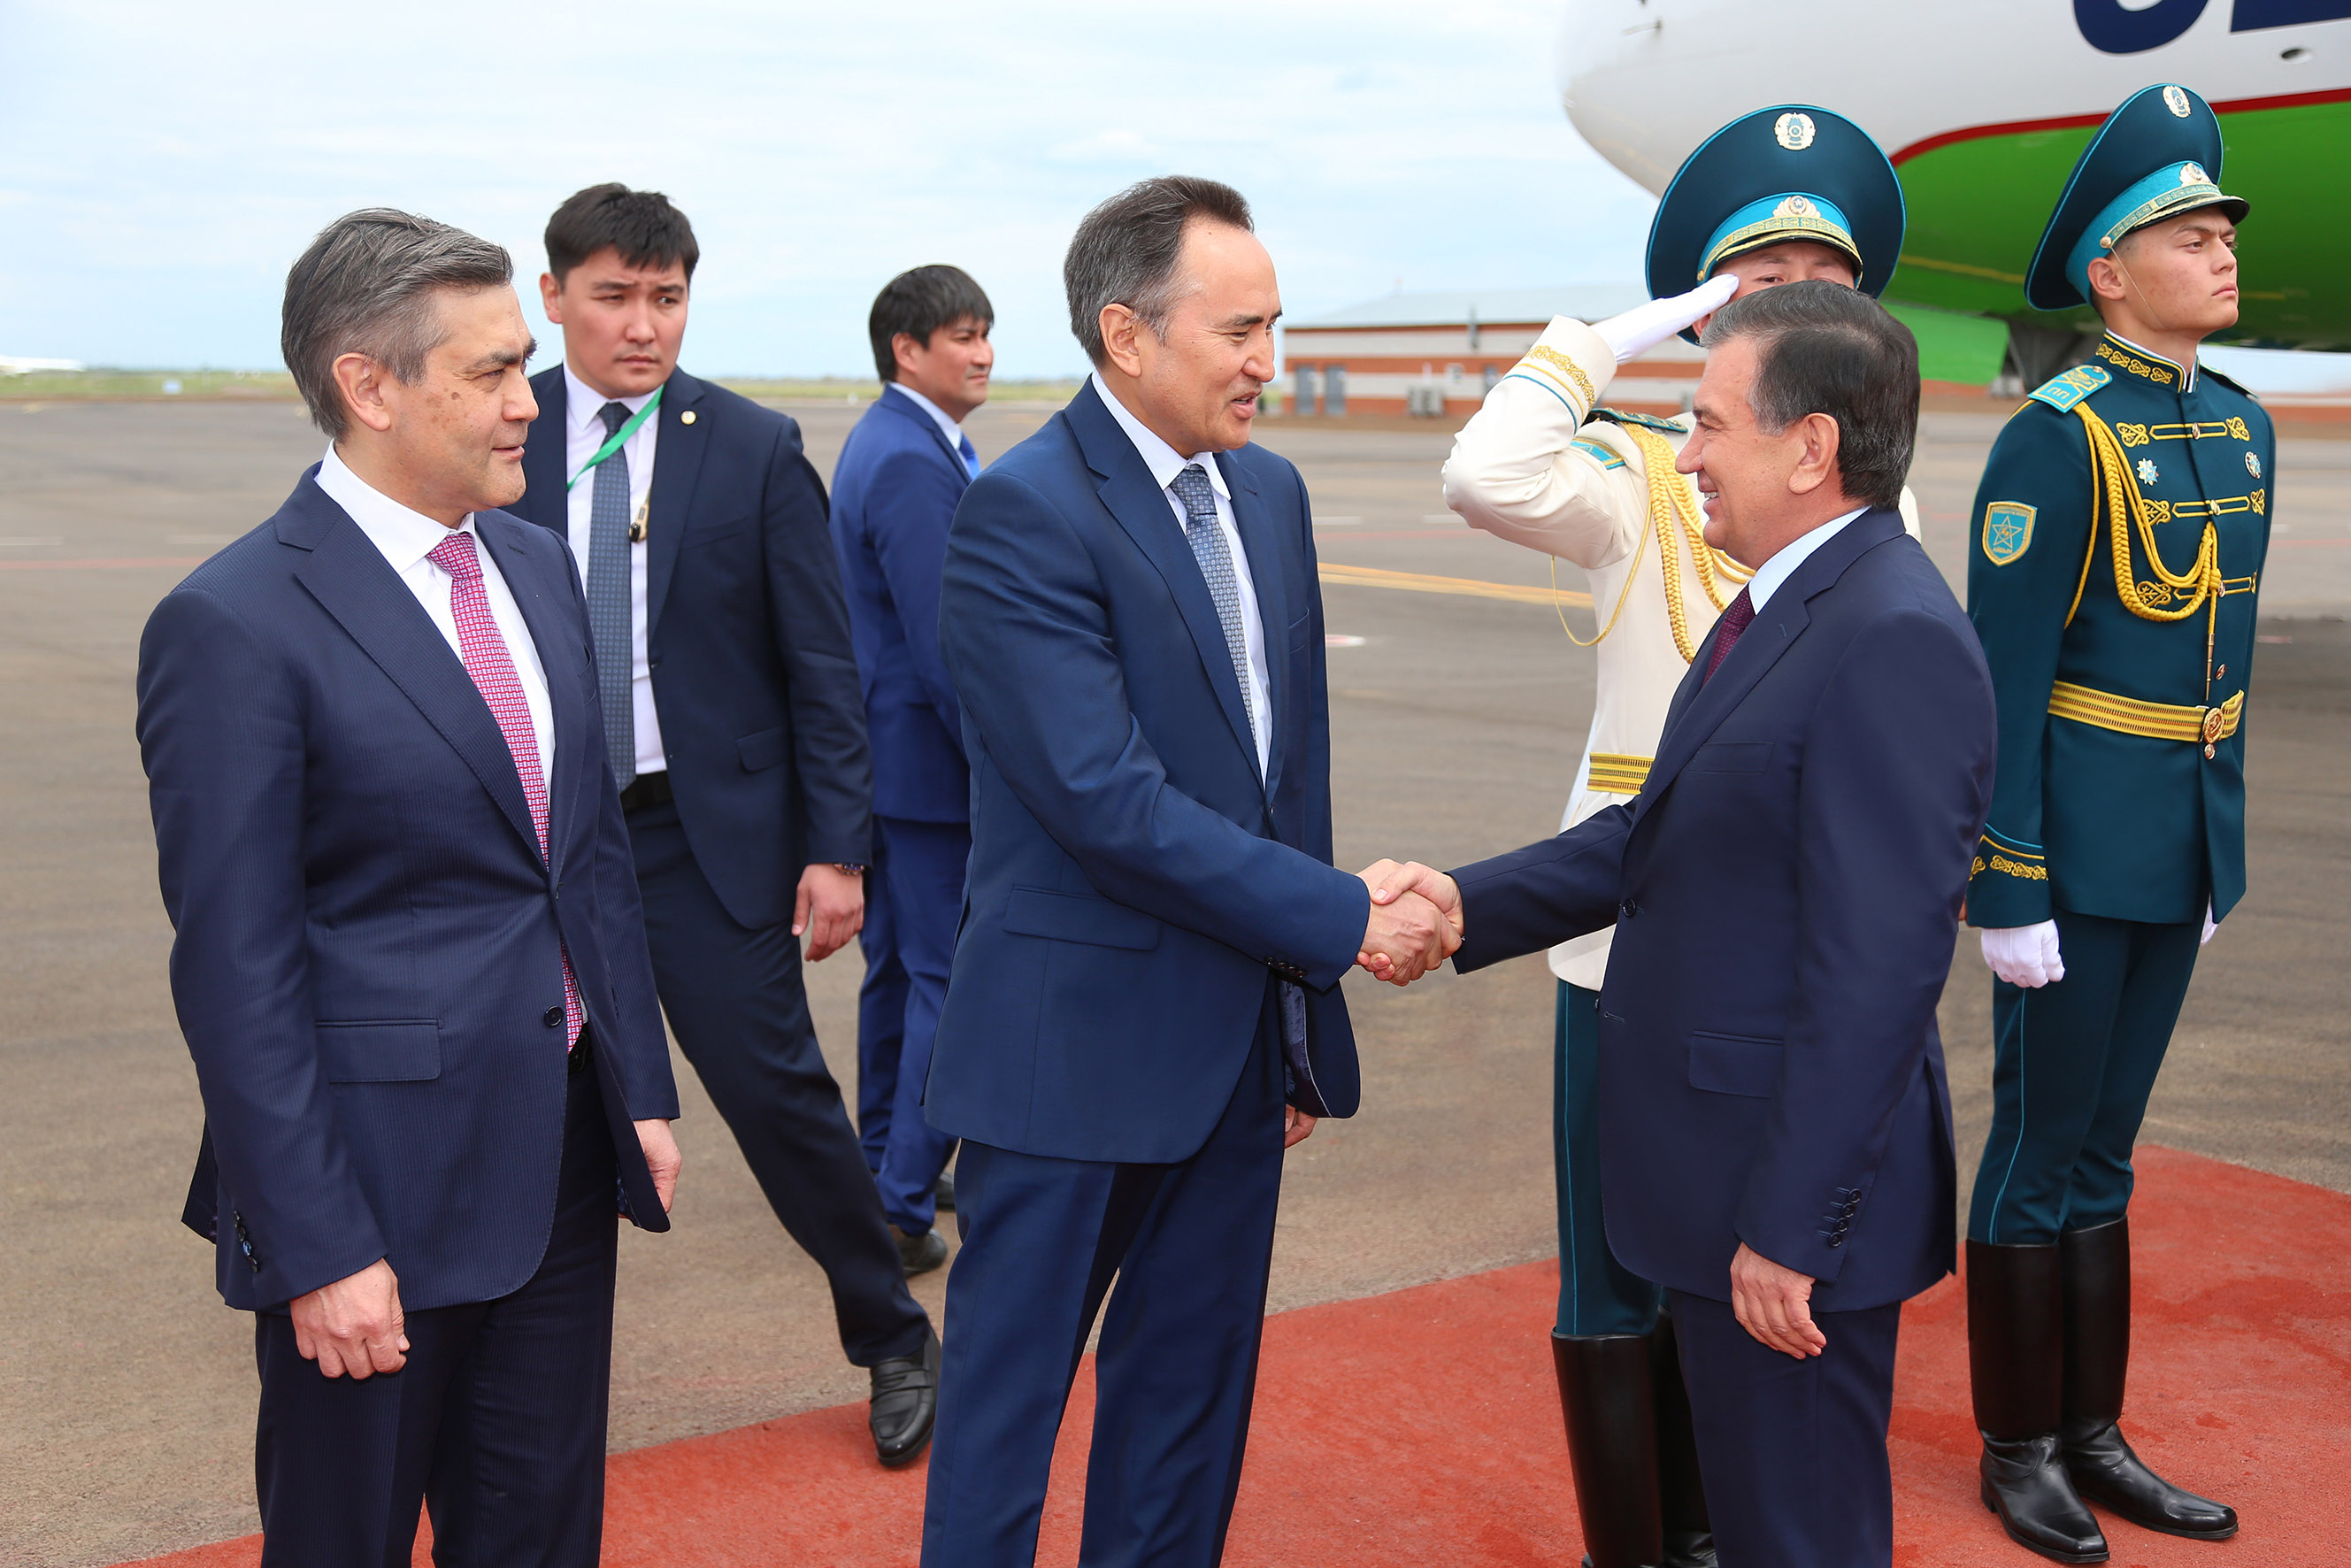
[565,386,664,490]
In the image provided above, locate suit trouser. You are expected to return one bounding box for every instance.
[1968,908,2201,1245]
[626,796,931,1365]
[253,1048,618,1568]
[857,814,968,1234]
[1556,981,1664,1336]
[921,1001,1286,1568]
[1669,1289,1903,1568]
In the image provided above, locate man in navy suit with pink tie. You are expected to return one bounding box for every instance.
[137,209,680,1564]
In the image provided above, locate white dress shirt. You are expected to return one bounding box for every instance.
[316,443,554,780]
[562,365,667,777]
[1089,373,1272,774]
[887,381,975,473]
[1747,505,1869,611]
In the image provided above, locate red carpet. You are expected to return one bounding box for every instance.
[127,1146,2350,1567]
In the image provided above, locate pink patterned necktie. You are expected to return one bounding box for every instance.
[1703,586,1756,683]
[426,529,583,1048]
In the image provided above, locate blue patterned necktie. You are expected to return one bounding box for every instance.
[586,401,636,787]
[1168,463,1257,747]
[957,432,980,480]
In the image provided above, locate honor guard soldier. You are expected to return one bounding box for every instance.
[1444,104,1913,1568]
[1963,84,2261,1564]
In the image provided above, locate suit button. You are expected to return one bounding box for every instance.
[1825,1234,1845,1249]
[543,1006,565,1028]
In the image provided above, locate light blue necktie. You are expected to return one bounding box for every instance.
[1168,463,1256,744]
[957,432,980,480]
[586,401,636,788]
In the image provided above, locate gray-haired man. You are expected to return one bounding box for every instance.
[135,209,678,1564]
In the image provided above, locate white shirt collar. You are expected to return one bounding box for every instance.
[565,364,657,437]
[887,381,968,453]
[1747,505,1868,611]
[315,443,475,568]
[2101,329,2196,393]
[1090,373,1231,500]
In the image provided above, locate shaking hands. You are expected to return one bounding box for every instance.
[1354,860,1464,985]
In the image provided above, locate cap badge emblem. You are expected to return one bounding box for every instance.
[2137,458,2161,485]
[1774,112,1816,150]
[1777,195,1815,218]
[2181,162,2209,187]
[2163,85,2192,118]
[2246,450,2262,478]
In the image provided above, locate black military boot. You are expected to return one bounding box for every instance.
[1649,1310,1717,1568]
[1554,1333,1665,1568]
[1969,1241,2109,1563]
[2059,1219,2237,1540]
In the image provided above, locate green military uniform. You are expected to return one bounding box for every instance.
[1965,338,2271,1241]
[1962,83,2248,1564]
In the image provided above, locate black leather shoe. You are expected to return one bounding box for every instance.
[934,1169,955,1211]
[1981,1434,2109,1563]
[1969,1241,2109,1564]
[870,1327,940,1468]
[895,1225,948,1275]
[2057,1219,2236,1541]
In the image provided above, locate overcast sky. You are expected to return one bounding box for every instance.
[0,0,1657,378]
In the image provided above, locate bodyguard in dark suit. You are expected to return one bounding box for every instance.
[1371,283,1995,1568]
[511,185,937,1466]
[918,178,1456,1568]
[136,211,680,1565]
[831,265,996,1261]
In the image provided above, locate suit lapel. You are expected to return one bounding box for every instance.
[518,368,567,531]
[644,369,711,637]
[289,488,543,861]
[1068,385,1264,785]
[882,387,971,476]
[1219,450,1287,800]
[1636,510,1902,821]
[478,513,589,867]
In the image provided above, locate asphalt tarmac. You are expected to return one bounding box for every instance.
[2,396,2343,1566]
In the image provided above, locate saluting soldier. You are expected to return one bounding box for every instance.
[1443,104,1914,1568]
[1963,83,2260,1565]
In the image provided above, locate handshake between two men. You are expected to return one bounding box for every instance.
[1352,860,1462,986]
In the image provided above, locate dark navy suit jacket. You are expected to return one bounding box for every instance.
[829,386,972,825]
[136,473,679,1314]
[1452,511,1995,1308]
[513,366,872,926]
[929,382,1370,1164]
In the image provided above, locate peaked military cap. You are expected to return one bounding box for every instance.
[1644,104,1906,320]
[2025,83,2251,311]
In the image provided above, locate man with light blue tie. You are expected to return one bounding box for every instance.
[830,265,995,1269]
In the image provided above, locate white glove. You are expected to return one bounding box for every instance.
[1594,273,1739,365]
[1981,921,2065,988]
[2201,903,2217,946]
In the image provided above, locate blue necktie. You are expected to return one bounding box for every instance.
[957,432,980,480]
[1168,463,1256,745]
[586,401,636,788]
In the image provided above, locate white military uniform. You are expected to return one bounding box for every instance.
[1443,315,1919,990]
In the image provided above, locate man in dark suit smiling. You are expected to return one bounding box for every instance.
[1372,282,1997,1568]
[512,184,938,1468]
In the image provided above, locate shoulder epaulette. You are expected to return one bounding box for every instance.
[1586,406,1690,434]
[2027,364,2111,412]
[2196,362,2259,399]
[1568,436,1627,470]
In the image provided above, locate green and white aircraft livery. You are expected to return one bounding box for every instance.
[1557,0,2351,366]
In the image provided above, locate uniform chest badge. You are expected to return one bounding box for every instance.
[1983,501,2035,566]
[2246,450,2263,478]
[2137,458,2160,485]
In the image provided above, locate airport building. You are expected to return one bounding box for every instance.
[1280,285,1699,420]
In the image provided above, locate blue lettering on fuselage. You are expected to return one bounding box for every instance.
[2075,0,2351,53]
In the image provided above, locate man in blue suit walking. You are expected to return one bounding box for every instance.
[831,265,997,1266]
[917,177,1455,1568]
[1373,283,1997,1568]
[136,210,680,1564]
[512,185,938,1468]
